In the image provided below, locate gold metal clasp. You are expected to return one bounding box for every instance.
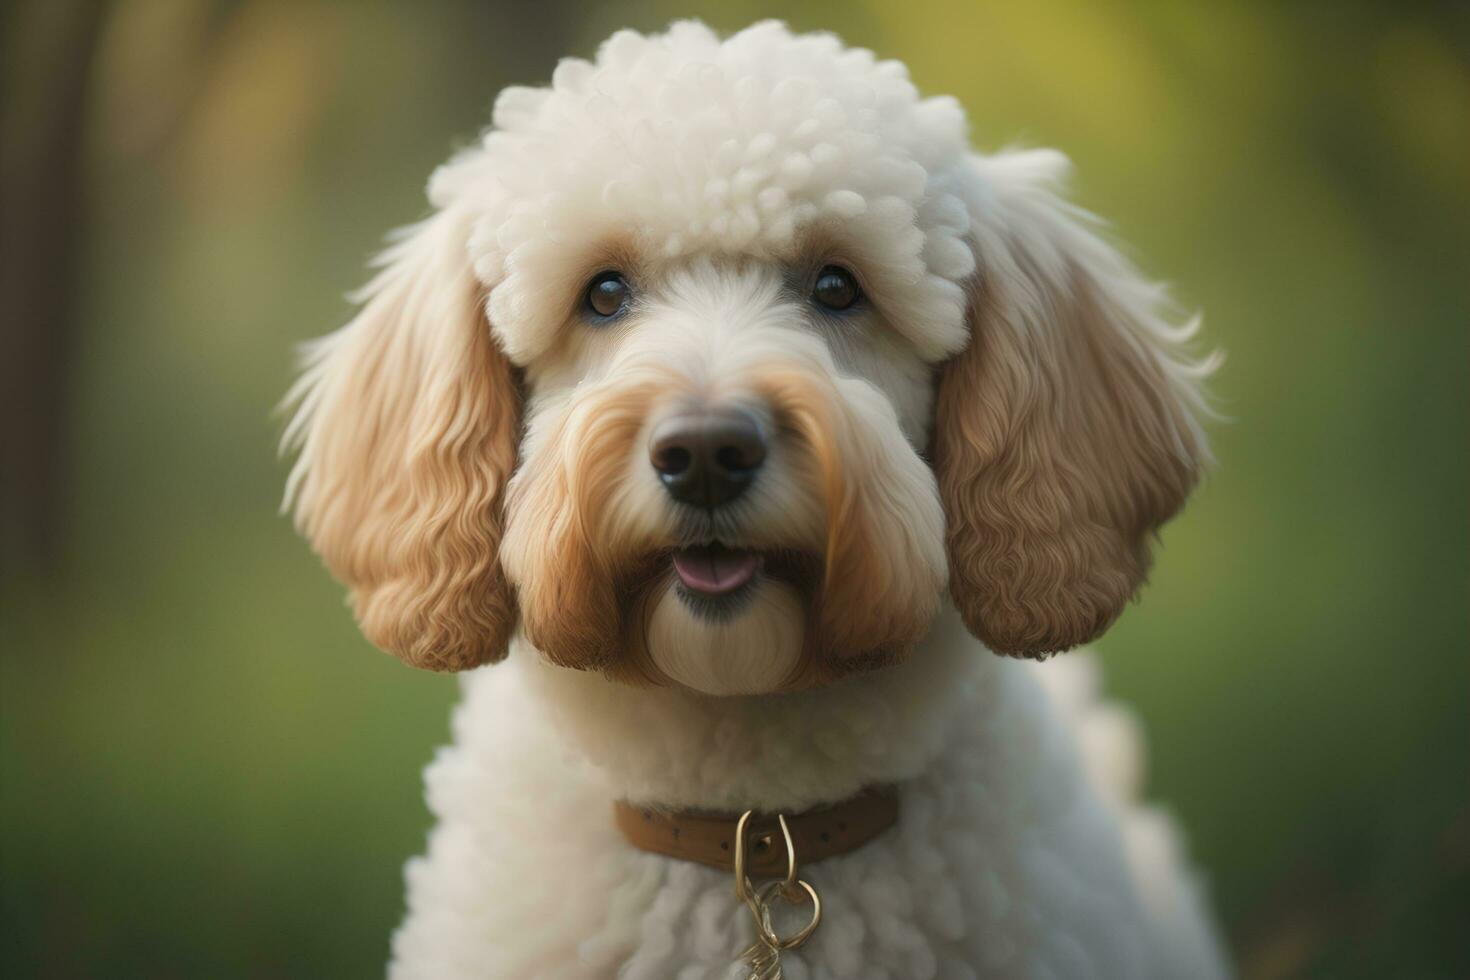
[732,811,822,978]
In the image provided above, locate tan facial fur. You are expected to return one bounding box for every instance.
[497,261,948,693]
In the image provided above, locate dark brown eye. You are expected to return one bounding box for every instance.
[585,271,629,319]
[812,266,860,311]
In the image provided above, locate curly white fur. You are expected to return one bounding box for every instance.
[392,613,1227,978]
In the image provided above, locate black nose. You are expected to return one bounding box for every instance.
[649,407,767,508]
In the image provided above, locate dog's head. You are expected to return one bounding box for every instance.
[284,22,1212,694]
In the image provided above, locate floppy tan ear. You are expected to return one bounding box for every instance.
[282,203,520,671]
[934,149,1216,658]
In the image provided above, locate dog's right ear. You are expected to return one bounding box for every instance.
[283,199,521,671]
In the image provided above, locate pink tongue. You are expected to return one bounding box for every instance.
[672,547,760,596]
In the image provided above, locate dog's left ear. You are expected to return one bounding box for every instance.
[282,193,521,672]
[934,149,1214,658]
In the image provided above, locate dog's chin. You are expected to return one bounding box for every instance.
[645,560,806,696]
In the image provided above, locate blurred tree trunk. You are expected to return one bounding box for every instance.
[0,0,107,575]
[0,0,578,575]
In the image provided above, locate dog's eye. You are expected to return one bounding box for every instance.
[811,266,860,311]
[585,271,630,319]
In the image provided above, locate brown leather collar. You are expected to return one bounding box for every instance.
[613,786,899,876]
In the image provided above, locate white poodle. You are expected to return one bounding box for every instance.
[285,20,1227,979]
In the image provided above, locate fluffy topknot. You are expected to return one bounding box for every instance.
[429,20,978,363]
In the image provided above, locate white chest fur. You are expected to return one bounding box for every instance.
[387,608,1226,979]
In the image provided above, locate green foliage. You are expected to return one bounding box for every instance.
[2,1,1466,976]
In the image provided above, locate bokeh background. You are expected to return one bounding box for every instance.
[2,1,1466,976]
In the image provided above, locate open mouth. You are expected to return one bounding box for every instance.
[671,543,762,599]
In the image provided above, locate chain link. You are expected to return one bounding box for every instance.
[731,811,822,979]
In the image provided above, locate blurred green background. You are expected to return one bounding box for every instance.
[2,1,1466,976]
